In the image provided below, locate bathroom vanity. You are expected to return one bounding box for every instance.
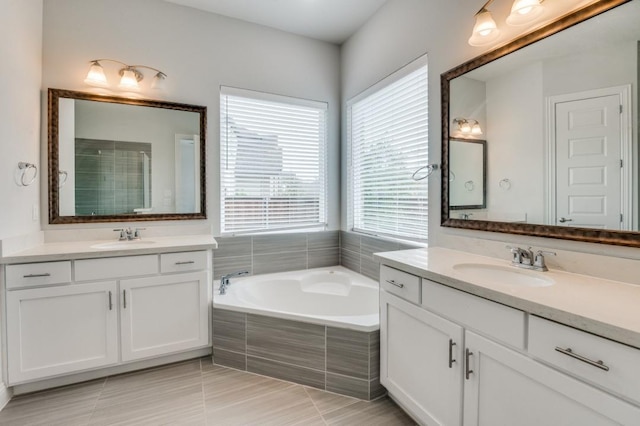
[0,235,216,392]
[375,247,640,426]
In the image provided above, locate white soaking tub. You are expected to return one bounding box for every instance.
[213,266,379,331]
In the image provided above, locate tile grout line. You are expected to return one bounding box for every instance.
[303,386,330,426]
[199,358,207,424]
[87,377,108,423]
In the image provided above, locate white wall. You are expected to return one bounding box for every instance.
[0,0,43,407]
[41,0,341,234]
[0,0,43,241]
[341,0,640,282]
[486,61,544,224]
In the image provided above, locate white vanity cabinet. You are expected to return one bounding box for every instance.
[4,250,211,386]
[379,263,640,426]
[380,290,463,426]
[463,331,639,426]
[6,281,119,383]
[120,271,209,362]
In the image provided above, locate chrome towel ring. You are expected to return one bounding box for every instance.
[18,162,38,187]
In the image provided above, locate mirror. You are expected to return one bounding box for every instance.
[449,138,486,212]
[441,0,640,246]
[48,89,207,224]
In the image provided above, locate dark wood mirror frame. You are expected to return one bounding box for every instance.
[440,0,638,247]
[48,88,207,224]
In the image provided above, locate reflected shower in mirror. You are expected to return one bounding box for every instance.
[49,89,207,224]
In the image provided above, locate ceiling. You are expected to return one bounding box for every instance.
[164,0,388,44]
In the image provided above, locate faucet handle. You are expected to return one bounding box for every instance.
[113,229,127,240]
[134,228,146,238]
[505,245,522,263]
[534,250,556,271]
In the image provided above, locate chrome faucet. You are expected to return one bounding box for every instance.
[219,270,249,295]
[113,227,145,241]
[506,246,555,271]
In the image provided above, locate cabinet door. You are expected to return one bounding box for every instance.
[463,331,640,426]
[381,290,464,426]
[120,271,209,362]
[7,281,118,384]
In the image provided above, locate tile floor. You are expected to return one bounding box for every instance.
[0,357,416,426]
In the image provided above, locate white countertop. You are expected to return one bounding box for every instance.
[1,235,218,264]
[374,247,640,350]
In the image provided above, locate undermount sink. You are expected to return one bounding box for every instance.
[452,263,555,287]
[91,240,156,249]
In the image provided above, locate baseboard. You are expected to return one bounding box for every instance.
[0,383,12,412]
[11,347,211,396]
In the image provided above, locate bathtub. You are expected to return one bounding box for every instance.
[213,266,379,331]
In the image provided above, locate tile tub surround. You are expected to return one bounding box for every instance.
[212,231,339,280]
[339,231,421,281]
[213,309,383,400]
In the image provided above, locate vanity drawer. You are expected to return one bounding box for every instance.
[421,279,525,349]
[160,251,208,273]
[6,261,72,289]
[75,255,158,281]
[380,265,420,304]
[529,316,640,404]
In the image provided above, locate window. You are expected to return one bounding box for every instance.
[220,87,328,234]
[348,59,429,241]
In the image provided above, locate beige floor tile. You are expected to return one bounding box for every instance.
[89,384,205,426]
[0,357,414,426]
[304,386,359,415]
[322,397,417,426]
[206,385,320,426]
[203,366,294,412]
[0,379,105,426]
[96,360,202,408]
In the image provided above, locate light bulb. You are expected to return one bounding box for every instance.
[84,61,108,87]
[151,72,166,90]
[506,0,543,26]
[119,68,140,90]
[468,9,500,46]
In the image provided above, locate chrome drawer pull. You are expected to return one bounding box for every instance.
[386,279,404,289]
[123,290,127,309]
[448,339,457,368]
[175,261,195,265]
[23,273,51,278]
[108,291,113,311]
[555,347,610,372]
[465,348,474,380]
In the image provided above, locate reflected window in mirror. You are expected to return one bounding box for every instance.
[49,89,207,224]
[441,0,640,247]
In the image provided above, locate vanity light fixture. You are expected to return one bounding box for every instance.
[468,0,500,46]
[453,118,483,136]
[84,59,167,91]
[506,0,544,26]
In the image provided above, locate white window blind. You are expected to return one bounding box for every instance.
[349,63,429,241]
[220,87,328,234]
